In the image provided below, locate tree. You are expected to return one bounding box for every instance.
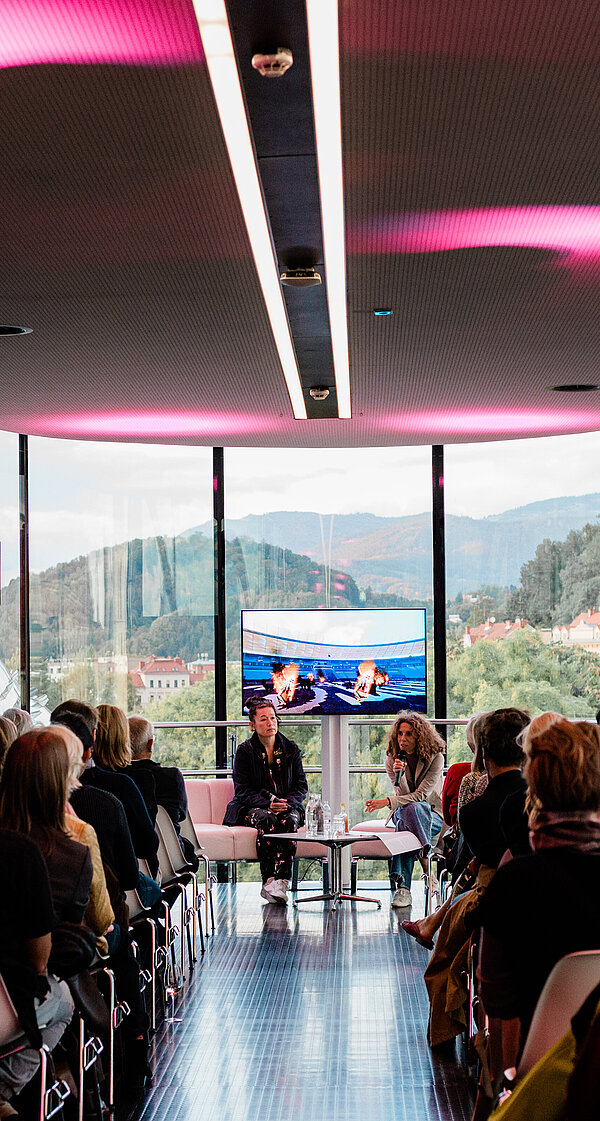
[447,629,597,730]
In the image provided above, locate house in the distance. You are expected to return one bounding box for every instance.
[463,618,535,648]
[552,610,600,652]
[131,655,190,708]
[130,654,216,707]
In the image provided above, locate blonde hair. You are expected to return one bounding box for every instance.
[95,704,132,770]
[523,715,600,814]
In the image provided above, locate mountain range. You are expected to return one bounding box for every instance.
[189,493,600,599]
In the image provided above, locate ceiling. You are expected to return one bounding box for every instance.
[1,0,600,448]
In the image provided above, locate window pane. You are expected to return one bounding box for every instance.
[225,446,433,770]
[28,438,215,746]
[445,432,600,758]
[0,433,21,711]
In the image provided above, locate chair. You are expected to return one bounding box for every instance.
[518,950,600,1078]
[125,887,159,1033]
[179,809,216,934]
[153,817,198,981]
[156,806,205,964]
[0,974,71,1121]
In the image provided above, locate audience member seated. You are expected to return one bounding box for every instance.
[97,705,157,823]
[59,716,153,1088]
[422,707,530,1051]
[0,829,74,1120]
[477,714,600,1064]
[52,700,159,877]
[1,709,32,737]
[0,718,17,775]
[0,727,113,950]
[365,711,445,907]
[52,710,140,897]
[223,697,307,906]
[128,715,198,867]
[402,710,489,949]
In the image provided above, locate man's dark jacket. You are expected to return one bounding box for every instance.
[129,758,188,830]
[223,731,307,825]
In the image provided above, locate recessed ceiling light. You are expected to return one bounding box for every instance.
[0,325,32,335]
[547,384,600,392]
[373,308,392,317]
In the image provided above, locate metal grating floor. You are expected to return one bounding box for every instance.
[133,882,475,1121]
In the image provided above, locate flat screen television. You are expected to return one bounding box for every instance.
[241,608,426,716]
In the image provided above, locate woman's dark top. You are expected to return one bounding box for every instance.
[80,763,158,864]
[223,731,308,825]
[478,849,600,1038]
[459,770,527,867]
[29,824,92,923]
[70,784,139,889]
[0,829,55,961]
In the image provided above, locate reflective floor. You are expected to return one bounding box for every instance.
[134,881,475,1121]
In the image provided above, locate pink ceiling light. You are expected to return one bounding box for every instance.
[0,0,203,68]
[38,410,268,438]
[350,206,600,270]
[387,408,600,438]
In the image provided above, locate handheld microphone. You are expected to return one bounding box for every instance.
[394,750,408,785]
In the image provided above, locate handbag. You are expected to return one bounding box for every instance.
[48,921,97,980]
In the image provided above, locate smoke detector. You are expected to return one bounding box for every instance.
[251,48,293,77]
[309,386,330,401]
[280,267,322,288]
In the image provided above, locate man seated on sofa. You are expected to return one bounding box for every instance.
[223,698,307,905]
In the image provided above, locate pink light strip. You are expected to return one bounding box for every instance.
[0,0,203,68]
[350,206,600,268]
[38,410,270,438]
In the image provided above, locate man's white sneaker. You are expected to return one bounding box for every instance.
[260,879,276,902]
[267,878,289,903]
[392,886,412,908]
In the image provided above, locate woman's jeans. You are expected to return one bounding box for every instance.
[390,803,444,888]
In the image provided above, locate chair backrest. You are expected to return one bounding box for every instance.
[0,974,24,1049]
[519,950,600,1076]
[156,805,189,875]
[179,809,201,851]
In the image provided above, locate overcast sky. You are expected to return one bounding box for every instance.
[1,429,599,581]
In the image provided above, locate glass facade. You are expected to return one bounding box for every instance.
[27,438,214,751]
[0,431,598,774]
[445,432,600,760]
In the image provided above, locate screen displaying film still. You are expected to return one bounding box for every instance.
[241,608,426,716]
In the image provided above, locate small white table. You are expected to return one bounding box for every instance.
[270,832,382,910]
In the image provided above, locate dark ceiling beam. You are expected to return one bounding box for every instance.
[225,0,338,419]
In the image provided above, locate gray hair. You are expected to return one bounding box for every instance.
[3,708,34,736]
[128,715,154,758]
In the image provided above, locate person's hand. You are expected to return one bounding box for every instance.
[270,799,288,813]
[392,757,407,773]
[365,797,388,813]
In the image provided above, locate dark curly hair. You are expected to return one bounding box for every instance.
[386,710,445,764]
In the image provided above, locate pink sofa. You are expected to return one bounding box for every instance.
[185,778,331,862]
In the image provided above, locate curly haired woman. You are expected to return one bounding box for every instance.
[366,711,445,907]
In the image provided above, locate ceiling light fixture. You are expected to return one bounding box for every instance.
[192,0,306,420]
[280,267,322,287]
[0,325,32,335]
[306,0,351,419]
[373,308,392,317]
[547,383,600,392]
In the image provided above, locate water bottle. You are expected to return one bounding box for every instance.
[315,797,324,835]
[340,802,349,833]
[322,801,331,836]
[306,793,316,837]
